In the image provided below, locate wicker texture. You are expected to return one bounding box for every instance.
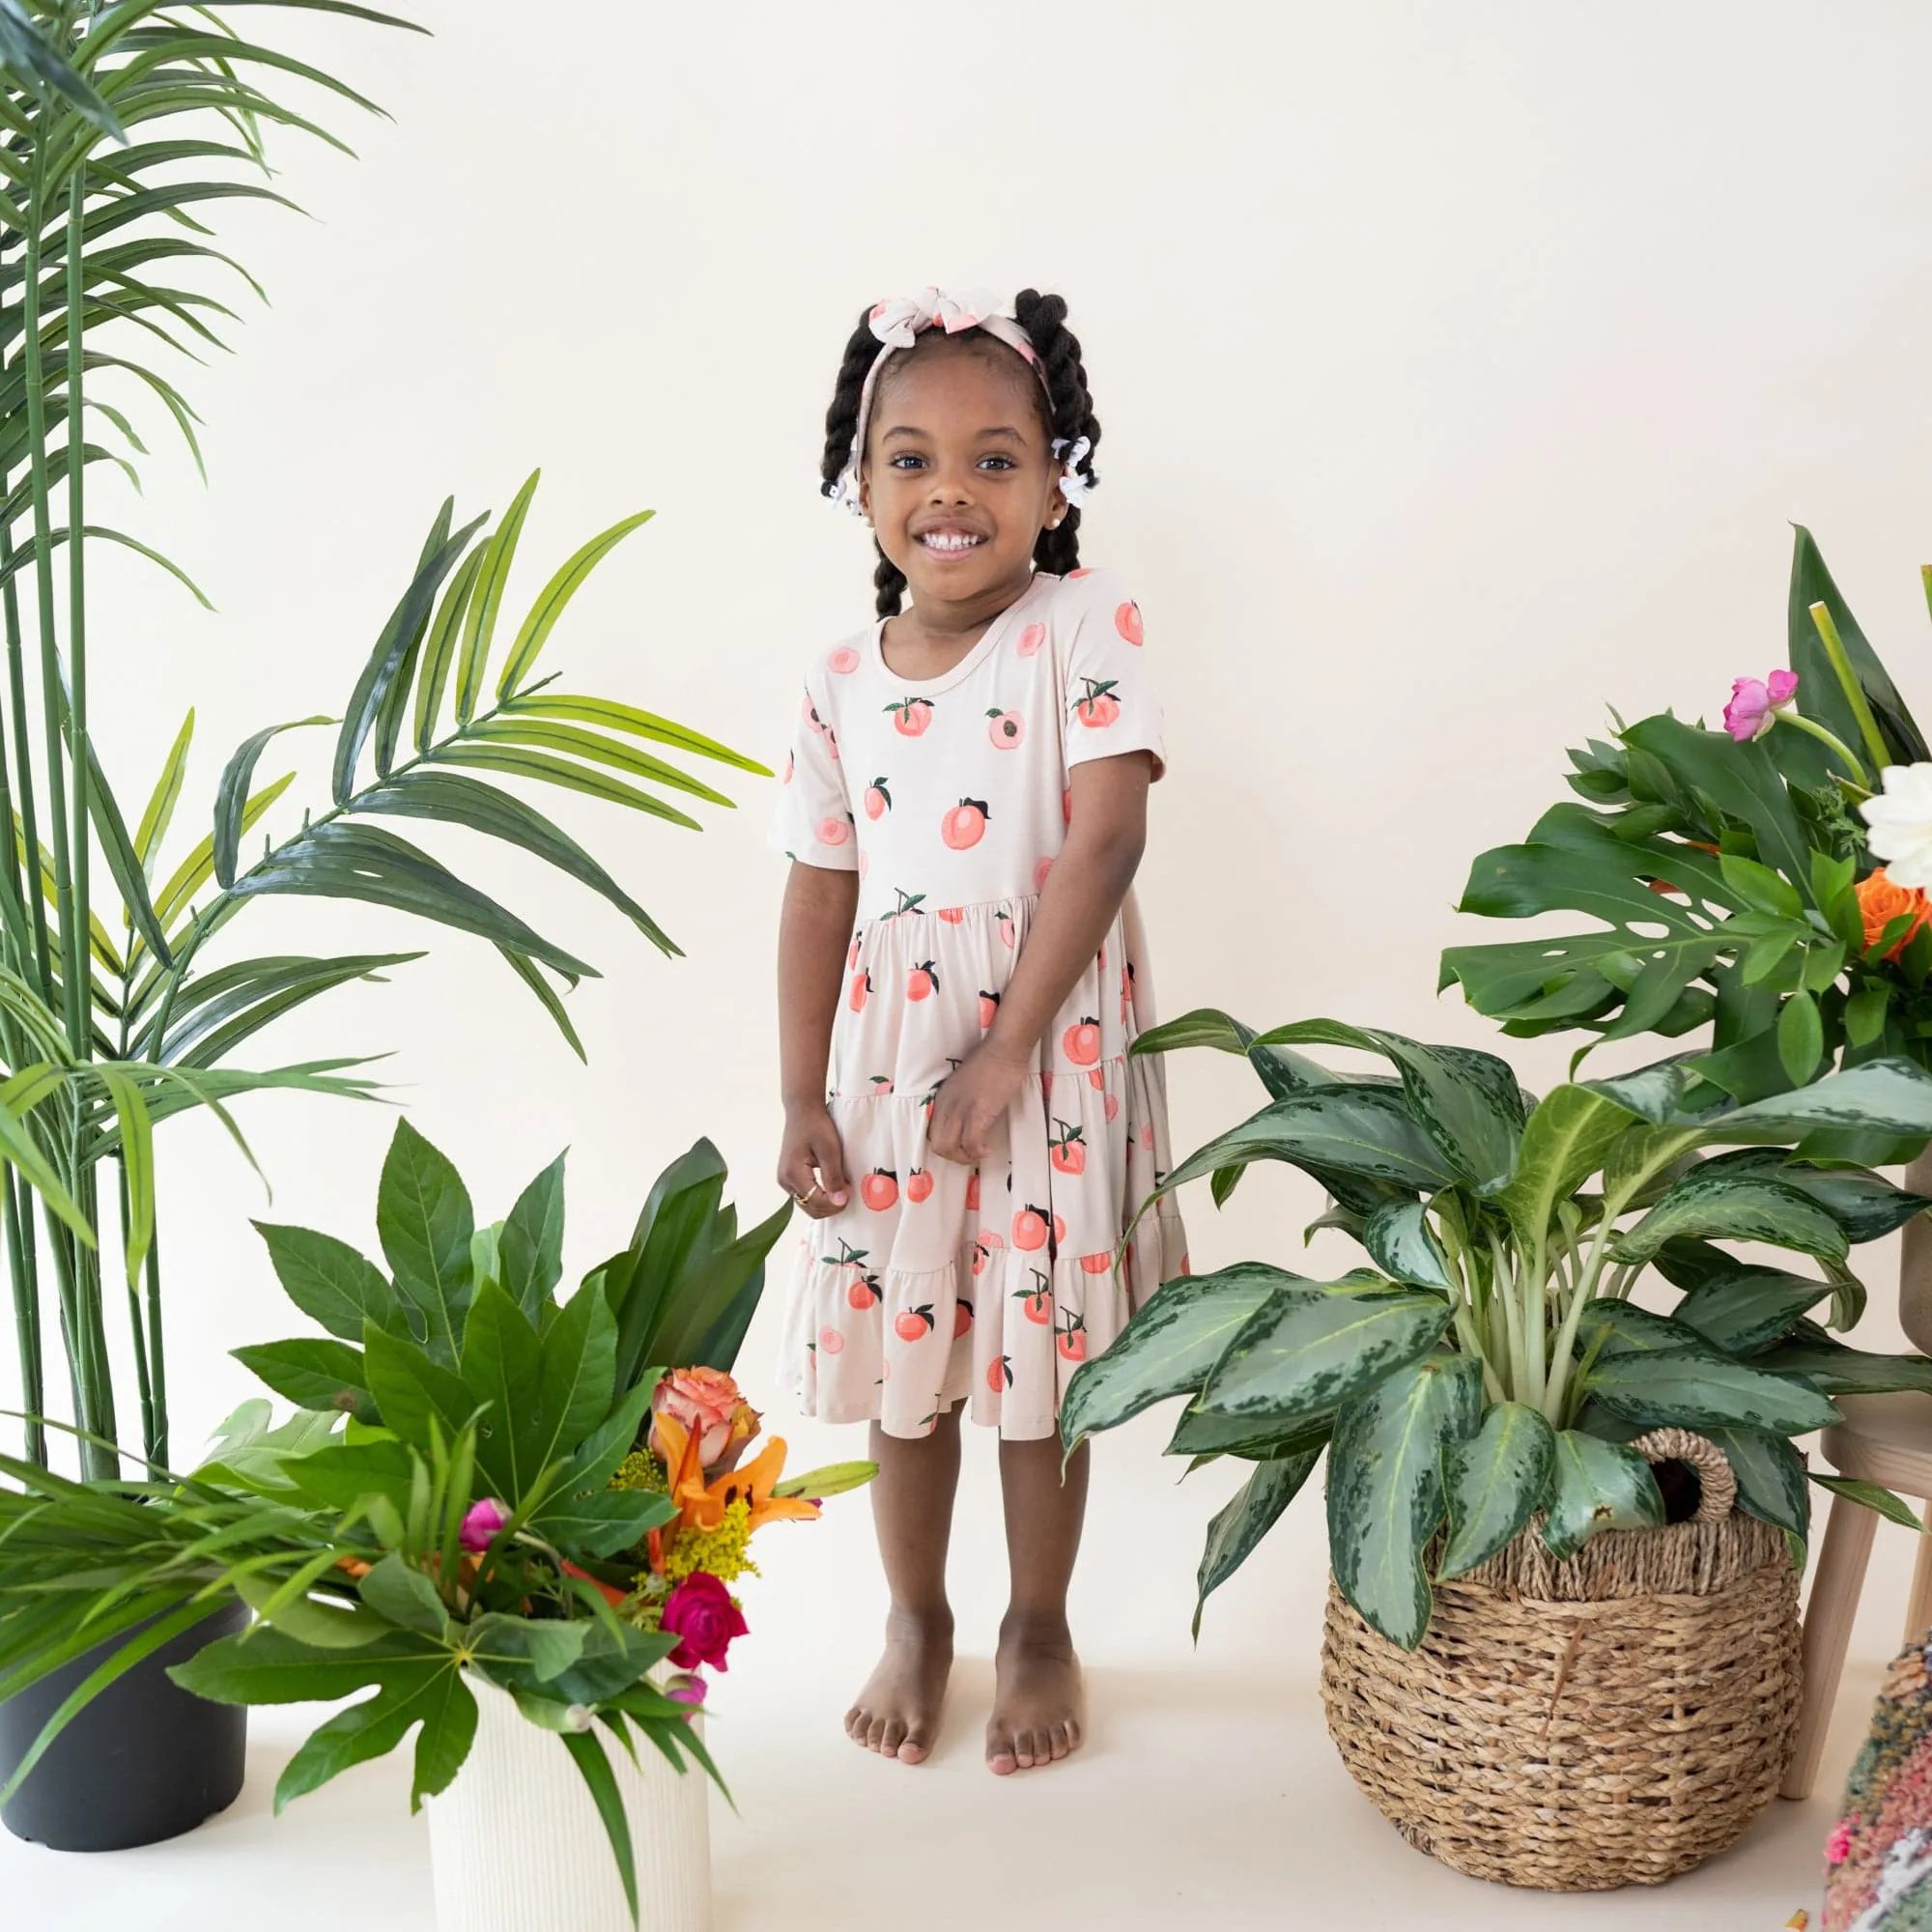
[1320,1429,1803,1890]
[426,1679,711,1932]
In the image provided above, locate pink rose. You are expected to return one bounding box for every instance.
[459,1497,510,1552]
[651,1367,760,1469]
[665,1673,708,1708]
[1722,668,1799,744]
[661,1572,748,1672]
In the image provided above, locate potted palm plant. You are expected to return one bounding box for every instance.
[0,4,767,1854]
[1065,1011,1932,1887]
[0,1119,870,1931]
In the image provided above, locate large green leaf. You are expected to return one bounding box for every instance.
[412,545,488,753]
[1788,526,1927,771]
[1542,1430,1664,1560]
[1810,1473,1929,1532]
[1192,1447,1321,1636]
[498,1152,565,1321]
[501,691,769,775]
[1695,1150,1932,1244]
[456,1285,549,1501]
[157,950,422,1065]
[645,1198,790,1374]
[1196,1283,1451,1425]
[253,1221,400,1345]
[456,469,540,724]
[1494,1084,1638,1254]
[1697,1059,1932,1151]
[1164,1405,1336,1462]
[1160,1087,1454,1201]
[469,717,733,808]
[1750,1329,1932,1397]
[1699,1425,1809,1538]
[230,1338,371,1418]
[497,508,655,700]
[1252,1020,1527,1189]
[376,1118,475,1363]
[1609,1170,1849,1267]
[1579,1347,1840,1434]
[1326,1353,1482,1648]
[360,1324,476,1454]
[526,1489,673,1560]
[1058,1263,1294,1450]
[1437,1401,1555,1580]
[1670,1266,1834,1355]
[1360,1200,1455,1292]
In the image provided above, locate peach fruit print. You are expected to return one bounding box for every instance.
[767,568,1187,1439]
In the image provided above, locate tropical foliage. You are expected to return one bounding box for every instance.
[1063,1011,1932,1648]
[0,6,764,1482]
[0,1123,861,1919]
[1442,527,1932,1120]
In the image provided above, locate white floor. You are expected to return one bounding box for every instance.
[1,1402,1906,1931]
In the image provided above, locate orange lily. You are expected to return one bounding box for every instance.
[657,1412,821,1535]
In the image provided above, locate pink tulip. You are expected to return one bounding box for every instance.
[459,1497,510,1552]
[666,1673,708,1708]
[1722,669,1799,743]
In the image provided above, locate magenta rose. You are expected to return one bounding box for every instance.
[459,1497,510,1552]
[660,1572,748,1672]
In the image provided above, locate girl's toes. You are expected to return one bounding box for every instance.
[865,1717,890,1754]
[1048,1724,1071,1761]
[879,1717,908,1757]
[986,1732,1019,1776]
[897,1728,931,1765]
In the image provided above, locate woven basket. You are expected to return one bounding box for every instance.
[1320,1428,1803,1890]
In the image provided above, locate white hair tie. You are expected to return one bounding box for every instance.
[1053,435,1094,505]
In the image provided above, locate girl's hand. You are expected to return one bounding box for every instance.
[779,1105,851,1219]
[927,1045,1030,1166]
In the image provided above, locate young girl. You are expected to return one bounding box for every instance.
[770,286,1186,1776]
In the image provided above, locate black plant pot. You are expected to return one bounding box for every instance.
[0,1598,249,1851]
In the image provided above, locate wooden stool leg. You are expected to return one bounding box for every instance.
[1904,1502,1932,1649]
[1783,1493,1880,1801]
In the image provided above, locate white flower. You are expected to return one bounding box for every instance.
[1861,763,1932,890]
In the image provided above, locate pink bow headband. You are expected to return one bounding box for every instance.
[825,287,1094,516]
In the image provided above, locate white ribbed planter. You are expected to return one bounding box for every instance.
[426,1678,710,1932]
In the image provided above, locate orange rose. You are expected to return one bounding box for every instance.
[1857,867,1932,960]
[650,1366,761,1470]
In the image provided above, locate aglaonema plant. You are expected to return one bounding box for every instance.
[0,9,767,1483]
[1063,1011,1932,1646]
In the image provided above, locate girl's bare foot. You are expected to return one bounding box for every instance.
[845,1608,954,1764]
[985,1613,1084,1775]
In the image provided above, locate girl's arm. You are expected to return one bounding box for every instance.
[926,751,1151,1165]
[777,861,861,1216]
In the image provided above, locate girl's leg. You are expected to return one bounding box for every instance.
[846,1403,961,1764]
[986,1435,1089,1775]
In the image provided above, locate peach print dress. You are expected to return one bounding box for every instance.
[770,566,1187,1441]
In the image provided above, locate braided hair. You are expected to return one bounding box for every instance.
[817,288,1103,618]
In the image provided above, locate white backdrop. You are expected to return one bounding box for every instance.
[10,6,1932,1924]
[8,0,1932,1569]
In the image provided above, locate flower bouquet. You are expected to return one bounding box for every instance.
[0,1122,870,1922]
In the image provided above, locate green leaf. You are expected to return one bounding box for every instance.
[212,716,331,891]
[1542,1430,1664,1560]
[1719,853,1803,919]
[1609,1170,1849,1267]
[356,1553,448,1636]
[528,1489,673,1558]
[1670,1266,1833,1355]
[1360,1201,1455,1292]
[1847,986,1890,1049]
[231,1338,371,1418]
[501,691,768,775]
[153,772,292,927]
[351,768,675,954]
[251,1222,401,1345]
[1700,1426,1808,1538]
[1696,1150,1932,1243]
[277,1659,476,1814]
[1788,526,1928,772]
[160,951,423,1066]
[458,470,541,723]
[1493,1084,1639,1256]
[1777,989,1824,1085]
[560,1727,639,1926]
[412,546,488,753]
[134,707,194,875]
[1057,1263,1293,1451]
[429,742,703,832]
[1196,1284,1451,1425]
[1699,1058,1932,1150]
[640,1197,791,1378]
[1165,1406,1336,1462]
[1810,1473,1930,1533]
[469,717,733,807]
[499,1152,566,1321]
[1192,1448,1321,1636]
[1252,1020,1527,1190]
[0,0,124,135]
[1437,1402,1556,1580]
[1751,1330,1932,1396]
[497,509,655,700]
[1159,1088,1455,1202]
[230,1574,388,1651]
[229,819,597,981]
[1579,1348,1840,1434]
[1326,1353,1482,1648]
[361,1325,477,1455]
[496,948,587,1060]
[376,1119,476,1363]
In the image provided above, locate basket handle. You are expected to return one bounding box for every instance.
[1633,1427,1736,1523]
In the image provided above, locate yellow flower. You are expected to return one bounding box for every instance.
[660,1496,758,1586]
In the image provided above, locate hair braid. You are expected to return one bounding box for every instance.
[818,305,910,617]
[1012,288,1101,579]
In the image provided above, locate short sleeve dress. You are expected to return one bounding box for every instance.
[769,566,1188,1442]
